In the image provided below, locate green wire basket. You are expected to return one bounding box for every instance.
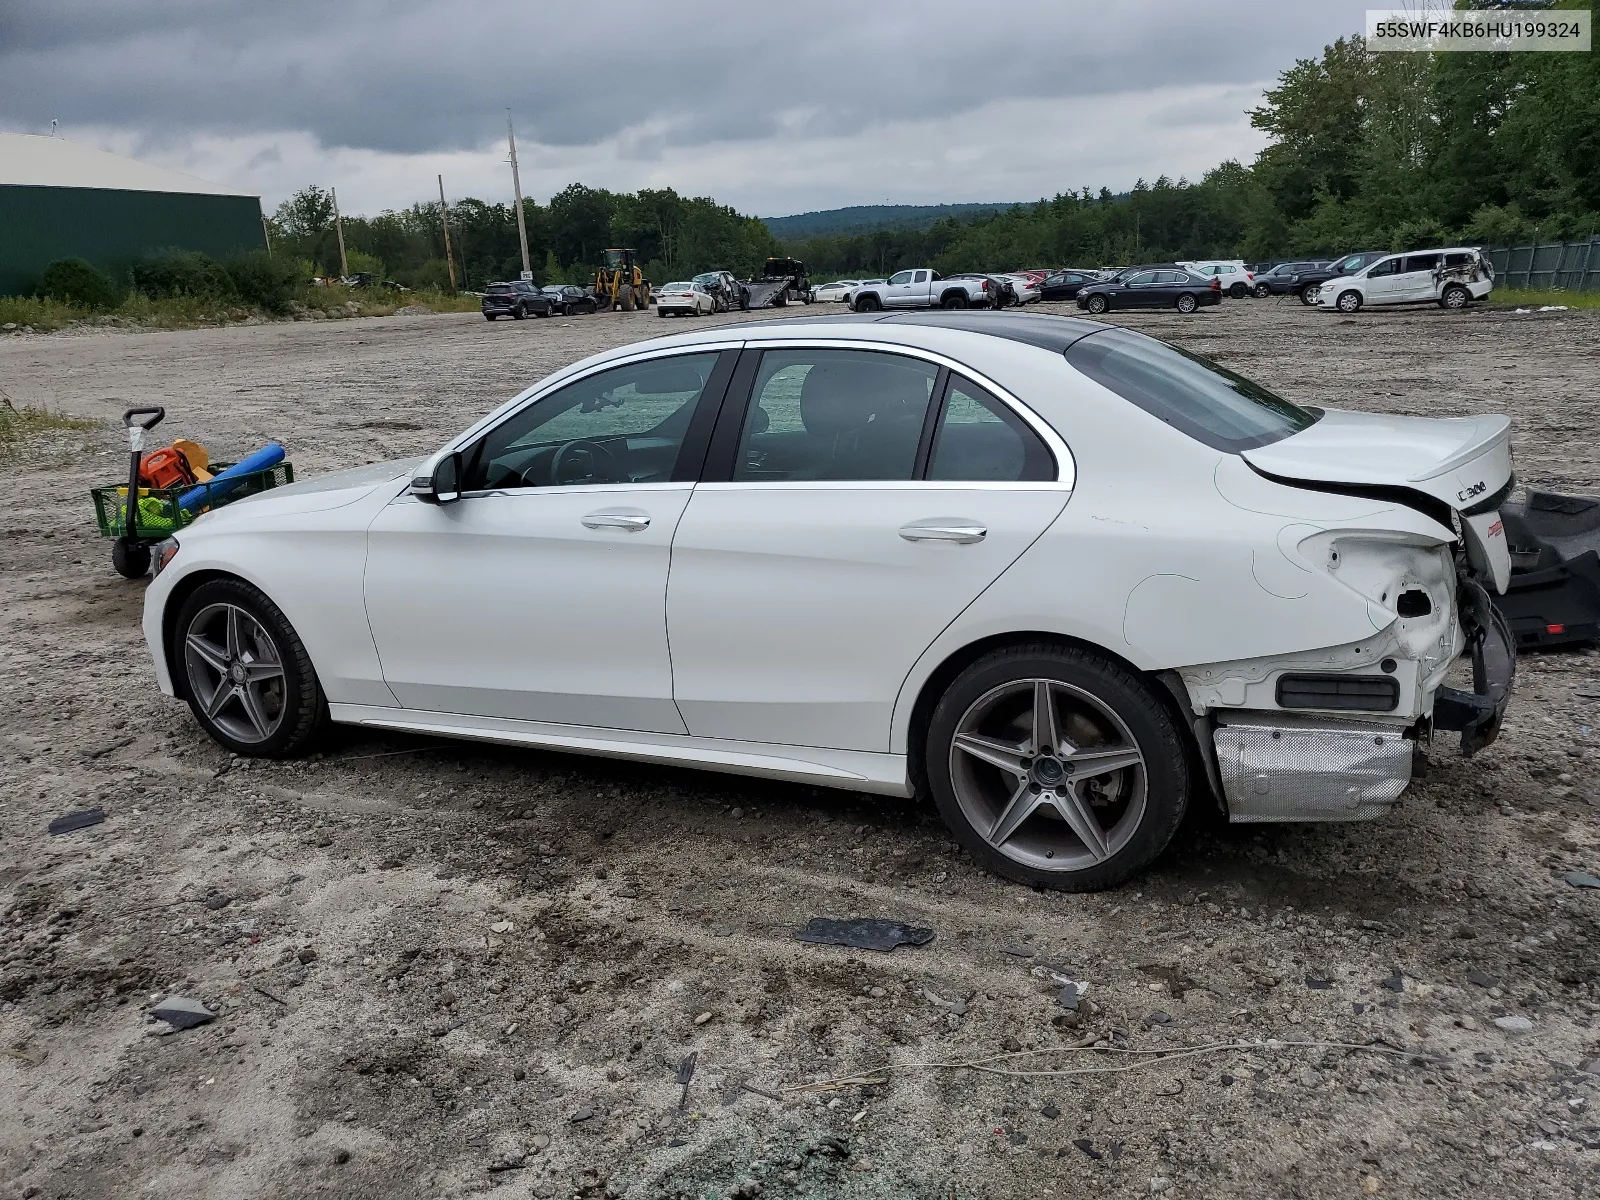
[90,461,295,539]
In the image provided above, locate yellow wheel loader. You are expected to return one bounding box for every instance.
[594,248,652,312]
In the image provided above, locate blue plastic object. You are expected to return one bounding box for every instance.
[177,443,286,514]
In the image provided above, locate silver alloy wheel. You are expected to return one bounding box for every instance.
[1337,290,1361,313]
[1443,285,1468,309]
[949,678,1147,873]
[182,602,287,744]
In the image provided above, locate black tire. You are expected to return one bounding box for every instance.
[172,577,328,758]
[773,289,787,307]
[1228,282,1248,298]
[112,537,150,579]
[739,290,750,311]
[484,313,496,321]
[657,309,667,318]
[854,293,881,313]
[940,292,968,310]
[1440,284,1470,311]
[585,301,597,314]
[1085,293,1109,315]
[1335,289,1362,314]
[510,305,526,320]
[924,643,1190,892]
[1253,283,1271,298]
[1176,292,1198,314]
[1299,283,1320,306]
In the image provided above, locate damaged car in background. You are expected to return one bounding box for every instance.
[140,312,1515,891]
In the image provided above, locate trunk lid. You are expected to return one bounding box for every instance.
[1242,409,1512,592]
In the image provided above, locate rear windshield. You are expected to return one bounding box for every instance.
[1065,327,1319,452]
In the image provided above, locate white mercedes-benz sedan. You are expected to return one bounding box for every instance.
[142,312,1516,891]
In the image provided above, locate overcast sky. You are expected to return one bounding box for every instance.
[0,0,1378,217]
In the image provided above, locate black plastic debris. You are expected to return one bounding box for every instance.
[675,1051,698,1111]
[1379,969,1405,992]
[1072,1138,1102,1160]
[1056,983,1079,1011]
[1305,974,1333,990]
[48,808,105,836]
[1040,1102,1061,1119]
[1563,870,1600,889]
[149,995,215,1031]
[794,918,934,953]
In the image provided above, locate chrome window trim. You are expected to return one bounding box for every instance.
[725,336,1077,492]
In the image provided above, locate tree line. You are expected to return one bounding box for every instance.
[268,183,777,291]
[272,1,1596,287]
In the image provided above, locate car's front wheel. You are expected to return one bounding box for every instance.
[1085,294,1109,315]
[1335,289,1363,313]
[924,643,1190,891]
[174,578,327,757]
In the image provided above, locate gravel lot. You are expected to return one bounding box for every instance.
[2,298,1598,1200]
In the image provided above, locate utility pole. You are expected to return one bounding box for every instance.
[331,186,349,278]
[507,110,533,281]
[437,174,458,293]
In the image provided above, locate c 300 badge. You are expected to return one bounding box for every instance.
[1457,480,1486,502]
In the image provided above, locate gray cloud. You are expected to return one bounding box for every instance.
[0,1,1376,210]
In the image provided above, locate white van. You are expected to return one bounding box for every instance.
[1318,247,1493,313]
[1181,261,1255,298]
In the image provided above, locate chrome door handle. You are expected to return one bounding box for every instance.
[899,521,987,544]
[582,510,651,531]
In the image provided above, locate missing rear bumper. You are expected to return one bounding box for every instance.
[1431,580,1516,756]
[1214,715,1413,823]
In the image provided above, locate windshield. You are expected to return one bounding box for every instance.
[1065,327,1319,452]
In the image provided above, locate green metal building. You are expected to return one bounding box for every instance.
[0,133,264,297]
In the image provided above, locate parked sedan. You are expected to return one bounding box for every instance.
[1076,268,1220,314]
[1002,274,1042,303]
[811,280,862,303]
[654,281,716,317]
[542,285,599,316]
[481,281,555,321]
[141,312,1514,892]
[1038,270,1099,301]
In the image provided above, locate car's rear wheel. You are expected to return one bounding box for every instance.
[1228,282,1248,298]
[1440,284,1470,310]
[1254,283,1271,298]
[924,644,1190,892]
[941,293,968,309]
[1176,293,1198,314]
[1299,283,1320,306]
[1085,294,1109,315]
[1336,289,1363,313]
[174,578,327,758]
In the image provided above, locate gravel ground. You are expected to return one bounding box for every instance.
[1,298,1598,1200]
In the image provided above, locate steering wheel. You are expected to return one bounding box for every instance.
[547,439,623,485]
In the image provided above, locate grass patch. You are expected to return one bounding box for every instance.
[1491,288,1600,310]
[0,394,100,460]
[0,285,484,333]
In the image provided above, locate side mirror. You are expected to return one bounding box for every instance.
[412,450,464,504]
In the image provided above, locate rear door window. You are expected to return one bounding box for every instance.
[927,377,1055,482]
[732,349,939,482]
[1065,326,1319,453]
[1404,253,1441,272]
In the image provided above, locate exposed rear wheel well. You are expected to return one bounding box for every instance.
[904,631,1216,808]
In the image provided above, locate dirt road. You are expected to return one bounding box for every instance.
[2,299,1597,1199]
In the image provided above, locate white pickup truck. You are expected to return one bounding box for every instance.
[850,269,993,311]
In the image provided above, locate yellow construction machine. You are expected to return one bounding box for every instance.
[594,248,652,312]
